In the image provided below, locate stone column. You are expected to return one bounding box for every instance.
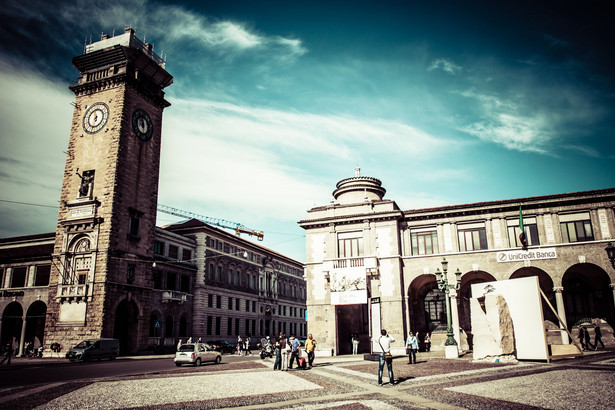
[19,314,27,356]
[451,290,461,350]
[553,286,568,344]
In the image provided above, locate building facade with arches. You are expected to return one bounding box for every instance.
[299,170,615,356]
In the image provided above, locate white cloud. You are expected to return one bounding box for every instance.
[157,97,457,226]
[428,58,461,74]
[0,62,72,236]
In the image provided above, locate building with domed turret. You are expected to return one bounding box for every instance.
[299,169,615,356]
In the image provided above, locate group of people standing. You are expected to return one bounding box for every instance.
[578,325,604,350]
[236,335,252,356]
[273,333,317,370]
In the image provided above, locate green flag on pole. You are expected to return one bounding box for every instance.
[519,206,528,250]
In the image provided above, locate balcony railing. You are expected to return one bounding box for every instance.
[58,284,87,298]
[162,290,188,303]
[326,256,377,270]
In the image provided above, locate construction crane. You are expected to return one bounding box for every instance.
[157,204,264,241]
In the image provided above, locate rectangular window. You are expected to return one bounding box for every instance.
[208,294,213,308]
[10,267,27,288]
[245,300,250,312]
[216,266,222,282]
[208,264,214,281]
[560,212,594,243]
[166,272,176,290]
[216,295,221,308]
[228,297,233,310]
[168,245,178,260]
[154,241,164,255]
[180,275,190,293]
[337,231,364,257]
[182,248,192,261]
[207,316,212,335]
[128,209,142,238]
[153,270,162,289]
[507,217,540,247]
[34,265,51,286]
[411,229,439,255]
[235,298,240,310]
[215,317,221,335]
[228,269,233,285]
[252,301,256,312]
[457,224,488,251]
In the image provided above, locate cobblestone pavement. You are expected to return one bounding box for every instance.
[1,349,614,409]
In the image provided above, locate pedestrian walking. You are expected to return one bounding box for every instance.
[405,331,418,364]
[352,334,359,355]
[288,335,300,369]
[305,334,317,368]
[594,325,605,349]
[237,335,243,356]
[424,332,431,352]
[0,343,12,366]
[274,332,286,370]
[373,329,395,385]
[245,335,252,355]
[583,327,593,350]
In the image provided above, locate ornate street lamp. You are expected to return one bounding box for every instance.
[435,257,462,358]
[605,242,615,269]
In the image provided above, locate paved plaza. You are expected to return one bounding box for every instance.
[1,350,614,409]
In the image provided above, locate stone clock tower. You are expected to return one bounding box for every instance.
[45,28,173,354]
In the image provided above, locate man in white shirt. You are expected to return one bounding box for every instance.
[373,329,395,385]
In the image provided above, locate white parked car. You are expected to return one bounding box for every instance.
[174,343,222,366]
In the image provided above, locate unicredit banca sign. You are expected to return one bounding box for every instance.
[496,247,557,263]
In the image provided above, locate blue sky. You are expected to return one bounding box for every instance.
[1,0,614,262]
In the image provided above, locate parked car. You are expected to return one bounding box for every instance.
[66,338,120,362]
[174,343,222,366]
[206,340,237,354]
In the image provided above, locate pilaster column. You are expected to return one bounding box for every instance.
[553,286,568,344]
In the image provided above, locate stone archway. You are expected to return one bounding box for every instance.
[562,263,614,330]
[25,301,47,349]
[408,273,440,334]
[1,302,23,349]
[457,270,497,349]
[114,299,139,355]
[510,267,556,324]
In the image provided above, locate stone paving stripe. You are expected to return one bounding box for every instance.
[447,368,615,409]
[36,371,322,410]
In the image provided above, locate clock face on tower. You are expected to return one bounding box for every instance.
[132,109,154,141]
[83,103,109,134]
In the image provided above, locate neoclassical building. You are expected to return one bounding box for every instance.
[299,169,615,355]
[0,29,305,356]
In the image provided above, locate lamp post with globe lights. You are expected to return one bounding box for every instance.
[435,257,462,358]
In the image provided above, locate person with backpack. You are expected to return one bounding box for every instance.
[288,335,301,369]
